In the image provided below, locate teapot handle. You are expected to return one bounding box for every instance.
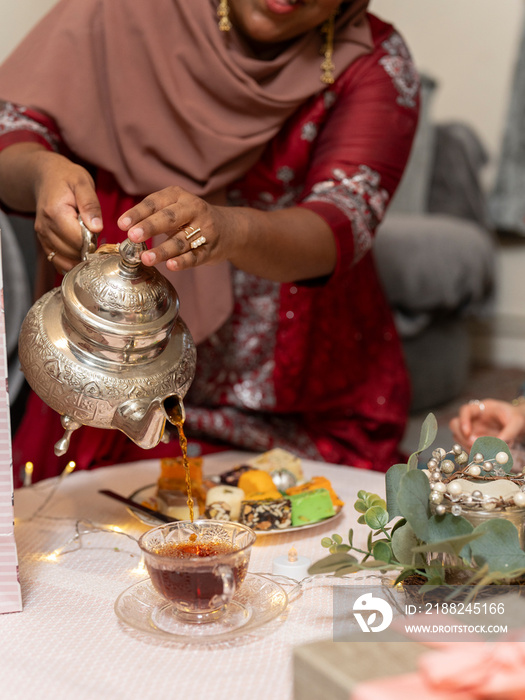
[79,216,99,260]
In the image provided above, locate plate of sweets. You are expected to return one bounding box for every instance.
[128,448,344,534]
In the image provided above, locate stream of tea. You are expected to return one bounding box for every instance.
[172,416,194,522]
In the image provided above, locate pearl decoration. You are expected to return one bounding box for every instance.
[432,482,447,493]
[447,481,463,496]
[473,453,484,463]
[472,490,483,499]
[430,471,442,482]
[482,461,493,472]
[441,459,455,474]
[452,444,463,455]
[468,465,481,477]
[433,448,446,460]
[435,504,446,516]
[513,492,525,507]
[430,492,444,505]
[483,501,497,511]
[456,451,469,465]
[451,504,462,516]
[427,458,439,470]
[495,451,509,465]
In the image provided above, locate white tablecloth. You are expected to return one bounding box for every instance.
[4,452,386,700]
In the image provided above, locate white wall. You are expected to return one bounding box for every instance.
[372,0,524,176]
[0,0,57,62]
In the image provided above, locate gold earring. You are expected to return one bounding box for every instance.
[217,0,231,32]
[320,14,335,85]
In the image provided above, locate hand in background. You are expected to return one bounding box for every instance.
[449,398,525,450]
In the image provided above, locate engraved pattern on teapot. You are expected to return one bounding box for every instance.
[77,264,168,313]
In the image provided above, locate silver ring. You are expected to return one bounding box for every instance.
[190,235,207,250]
[47,250,56,262]
[468,399,485,412]
[184,226,202,241]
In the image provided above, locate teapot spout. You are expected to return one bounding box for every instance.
[112,398,167,449]
[163,394,186,426]
[112,394,186,449]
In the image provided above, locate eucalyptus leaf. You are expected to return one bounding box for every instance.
[308,552,357,575]
[354,499,368,514]
[396,469,431,540]
[333,544,351,553]
[385,463,409,520]
[372,540,392,563]
[364,506,389,530]
[390,517,407,536]
[348,529,354,547]
[365,494,387,510]
[394,568,419,585]
[334,564,361,576]
[332,534,342,545]
[407,412,438,469]
[357,515,366,525]
[470,518,525,573]
[469,437,513,474]
[321,537,333,548]
[426,513,474,560]
[391,521,425,567]
[412,531,484,557]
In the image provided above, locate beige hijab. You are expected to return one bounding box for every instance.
[0,0,372,341]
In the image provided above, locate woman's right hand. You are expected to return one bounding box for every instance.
[0,143,103,272]
[32,150,103,271]
[449,398,525,450]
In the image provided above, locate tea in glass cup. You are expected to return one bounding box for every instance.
[138,520,256,624]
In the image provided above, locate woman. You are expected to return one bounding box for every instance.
[0,0,419,485]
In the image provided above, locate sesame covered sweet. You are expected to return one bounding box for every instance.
[239,498,292,531]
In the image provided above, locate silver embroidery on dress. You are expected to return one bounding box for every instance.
[379,32,419,109]
[187,269,280,411]
[304,165,389,262]
[301,122,318,142]
[323,91,337,109]
[0,101,59,150]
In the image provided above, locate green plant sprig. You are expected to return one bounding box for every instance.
[309,413,525,599]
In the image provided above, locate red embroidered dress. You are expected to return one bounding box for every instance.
[1,15,418,485]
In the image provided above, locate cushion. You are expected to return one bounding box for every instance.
[374,212,495,313]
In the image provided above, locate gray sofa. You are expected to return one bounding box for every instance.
[374,77,495,411]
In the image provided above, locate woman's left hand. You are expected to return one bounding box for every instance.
[118,186,233,270]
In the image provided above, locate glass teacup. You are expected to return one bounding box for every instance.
[138,520,256,624]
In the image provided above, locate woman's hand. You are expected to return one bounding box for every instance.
[449,398,525,450]
[0,143,103,273]
[32,151,103,271]
[118,185,337,282]
[118,186,233,271]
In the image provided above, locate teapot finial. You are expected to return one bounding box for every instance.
[119,239,147,272]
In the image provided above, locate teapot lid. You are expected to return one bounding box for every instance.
[61,239,179,354]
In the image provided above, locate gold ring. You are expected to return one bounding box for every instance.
[184,226,202,241]
[47,251,56,262]
[190,235,206,250]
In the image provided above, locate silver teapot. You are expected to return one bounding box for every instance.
[18,223,196,457]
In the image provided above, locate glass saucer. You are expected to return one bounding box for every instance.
[114,573,288,644]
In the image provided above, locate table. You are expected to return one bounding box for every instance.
[3,452,386,700]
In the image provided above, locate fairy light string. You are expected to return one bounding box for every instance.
[19,461,145,572]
